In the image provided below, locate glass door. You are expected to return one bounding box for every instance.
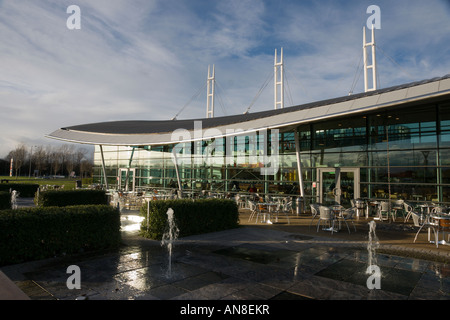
[317,168,360,207]
[318,169,338,205]
[119,168,136,192]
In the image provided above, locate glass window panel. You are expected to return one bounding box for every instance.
[439,102,450,129]
[280,131,296,153]
[439,102,450,147]
[369,106,437,149]
[441,167,450,184]
[310,151,365,167]
[365,183,437,201]
[298,126,311,151]
[369,167,437,184]
[312,116,366,151]
[442,186,450,203]
[390,150,436,166]
[367,150,436,166]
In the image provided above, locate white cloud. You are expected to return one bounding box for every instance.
[0,0,449,158]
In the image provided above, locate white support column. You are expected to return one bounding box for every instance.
[294,129,305,197]
[171,147,183,198]
[274,48,284,109]
[206,64,215,118]
[363,26,377,92]
[371,27,377,91]
[99,145,109,190]
[124,147,135,192]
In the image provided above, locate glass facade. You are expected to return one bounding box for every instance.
[93,100,450,206]
[94,131,300,198]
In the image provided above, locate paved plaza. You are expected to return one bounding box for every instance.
[1,206,449,304]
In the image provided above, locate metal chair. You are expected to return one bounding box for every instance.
[431,206,447,214]
[391,199,405,221]
[275,201,291,224]
[316,206,337,234]
[411,211,439,248]
[234,194,246,209]
[375,201,391,221]
[248,200,262,223]
[436,217,450,245]
[309,204,320,228]
[355,199,367,219]
[338,207,357,234]
[403,201,415,223]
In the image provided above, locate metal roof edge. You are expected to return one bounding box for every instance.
[46,74,450,145]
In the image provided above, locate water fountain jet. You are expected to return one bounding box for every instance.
[11,190,19,209]
[366,220,379,273]
[161,208,179,278]
[366,220,381,290]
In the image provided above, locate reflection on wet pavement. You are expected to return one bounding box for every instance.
[2,213,449,300]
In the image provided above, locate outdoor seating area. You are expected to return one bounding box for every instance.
[246,194,293,225]
[310,199,450,249]
[38,184,65,191]
[308,204,356,234]
[242,196,450,251]
[106,186,450,251]
[107,188,288,212]
[108,189,180,210]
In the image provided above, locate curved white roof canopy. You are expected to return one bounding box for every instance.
[46,75,450,147]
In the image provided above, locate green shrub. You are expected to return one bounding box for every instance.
[0,205,121,266]
[82,177,93,186]
[140,198,239,240]
[35,189,108,207]
[0,191,11,210]
[0,184,39,197]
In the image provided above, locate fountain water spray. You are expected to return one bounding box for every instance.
[366,220,379,272]
[161,208,179,278]
[366,220,381,290]
[11,190,19,209]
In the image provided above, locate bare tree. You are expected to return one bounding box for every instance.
[33,145,47,176]
[75,147,89,177]
[60,144,75,176]
[3,143,94,178]
[80,158,93,178]
[49,146,63,176]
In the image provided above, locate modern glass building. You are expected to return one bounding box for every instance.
[48,74,450,207]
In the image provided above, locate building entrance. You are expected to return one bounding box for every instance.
[317,168,360,207]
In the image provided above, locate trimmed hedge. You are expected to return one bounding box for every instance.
[35,189,108,207]
[140,198,239,240]
[0,191,11,210]
[0,183,39,197]
[0,205,121,266]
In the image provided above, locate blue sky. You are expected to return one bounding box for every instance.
[0,0,449,157]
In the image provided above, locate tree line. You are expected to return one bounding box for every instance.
[1,144,93,178]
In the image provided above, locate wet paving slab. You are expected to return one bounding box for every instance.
[213,245,299,265]
[315,258,422,296]
[2,217,450,302]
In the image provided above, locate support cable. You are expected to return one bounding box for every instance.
[348,49,364,95]
[171,82,207,120]
[284,73,294,107]
[375,45,415,81]
[215,80,229,116]
[243,71,272,114]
